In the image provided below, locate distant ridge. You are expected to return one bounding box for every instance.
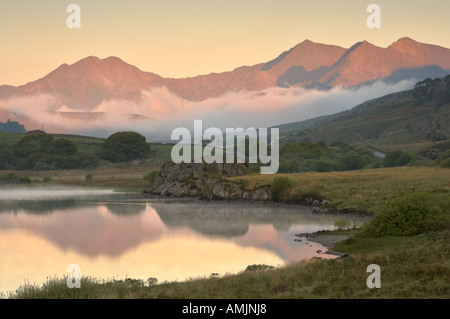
[275,75,450,147]
[1,37,449,112]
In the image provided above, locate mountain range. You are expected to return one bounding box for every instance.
[1,37,450,111]
[1,37,450,139]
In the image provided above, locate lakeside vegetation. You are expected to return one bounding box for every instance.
[0,131,151,171]
[234,166,450,213]
[1,164,449,299]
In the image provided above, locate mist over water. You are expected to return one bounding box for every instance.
[0,186,118,201]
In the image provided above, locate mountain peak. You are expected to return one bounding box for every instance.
[299,39,314,45]
[396,37,417,44]
[74,55,127,66]
[389,37,421,49]
[261,40,347,76]
[77,55,101,63]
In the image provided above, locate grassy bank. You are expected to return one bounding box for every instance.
[234,166,450,213]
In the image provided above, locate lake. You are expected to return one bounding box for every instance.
[0,186,365,294]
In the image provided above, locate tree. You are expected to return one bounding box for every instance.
[383,150,412,167]
[271,176,294,202]
[52,138,78,156]
[335,154,365,171]
[0,144,15,169]
[99,131,151,163]
[12,134,55,158]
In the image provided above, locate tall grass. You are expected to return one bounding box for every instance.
[234,166,450,213]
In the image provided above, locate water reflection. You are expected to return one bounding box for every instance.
[0,187,367,294]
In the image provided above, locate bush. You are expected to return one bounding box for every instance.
[383,150,412,167]
[0,173,31,184]
[440,158,450,168]
[85,174,93,181]
[271,176,294,202]
[33,161,54,170]
[244,264,275,272]
[143,170,158,186]
[334,154,365,171]
[364,192,450,237]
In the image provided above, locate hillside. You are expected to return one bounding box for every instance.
[277,76,450,156]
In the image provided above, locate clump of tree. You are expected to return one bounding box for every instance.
[278,141,377,173]
[382,150,413,167]
[0,144,15,170]
[98,131,151,163]
[364,192,450,237]
[3,134,100,170]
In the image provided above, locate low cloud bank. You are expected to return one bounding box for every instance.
[0,79,415,141]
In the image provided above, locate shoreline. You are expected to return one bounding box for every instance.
[143,192,364,259]
[141,191,373,217]
[294,230,352,259]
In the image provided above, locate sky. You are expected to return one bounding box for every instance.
[1,0,450,86]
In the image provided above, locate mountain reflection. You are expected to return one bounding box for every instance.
[105,202,146,216]
[0,195,355,260]
[1,191,369,293]
[153,201,339,237]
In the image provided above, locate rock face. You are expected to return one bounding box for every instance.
[146,161,271,202]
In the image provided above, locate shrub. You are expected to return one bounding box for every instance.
[244,264,275,272]
[147,277,158,286]
[85,174,93,181]
[0,173,31,184]
[383,150,412,167]
[271,176,294,202]
[143,170,158,186]
[364,192,450,237]
[19,176,31,183]
[32,161,54,170]
[334,154,365,171]
[440,158,450,168]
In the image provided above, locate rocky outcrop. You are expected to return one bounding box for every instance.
[143,161,271,202]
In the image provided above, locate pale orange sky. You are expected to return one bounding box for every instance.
[1,0,449,86]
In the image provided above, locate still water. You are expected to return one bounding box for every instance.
[0,186,362,294]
